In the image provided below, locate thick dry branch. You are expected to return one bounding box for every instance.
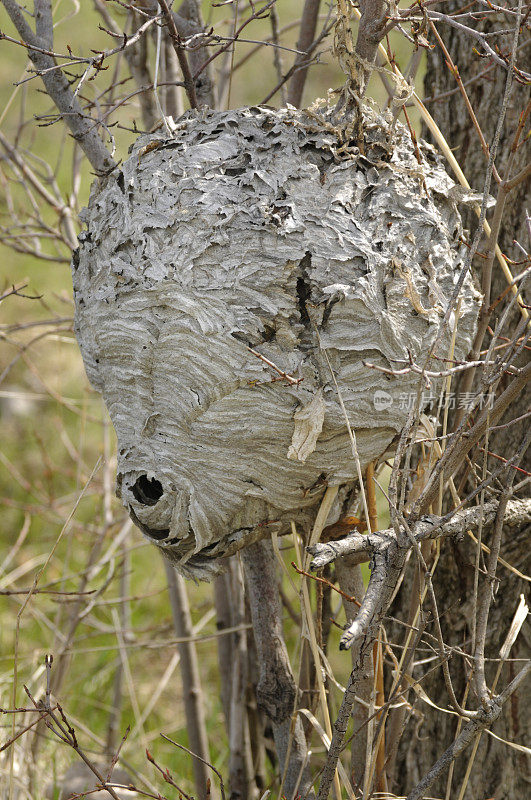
[93,1,158,130]
[308,497,531,568]
[2,0,116,175]
[242,540,313,800]
[158,0,198,108]
[287,0,321,107]
[354,0,388,94]
[164,562,210,800]
[316,547,405,797]
[34,0,53,49]
[222,561,255,798]
[335,555,372,787]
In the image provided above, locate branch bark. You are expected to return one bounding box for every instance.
[287,0,321,107]
[225,558,256,799]
[93,2,158,131]
[316,546,404,799]
[355,0,387,94]
[158,0,198,109]
[242,540,314,800]
[164,561,211,800]
[139,0,214,107]
[335,555,372,792]
[2,0,116,175]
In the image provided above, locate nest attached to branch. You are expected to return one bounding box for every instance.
[73,104,480,579]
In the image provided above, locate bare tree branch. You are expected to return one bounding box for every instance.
[415,361,531,515]
[164,561,211,800]
[139,0,214,107]
[312,495,531,797]
[158,0,198,108]
[177,0,214,107]
[242,539,314,800]
[287,0,321,107]
[34,0,53,49]
[473,428,531,704]
[2,0,116,174]
[308,498,531,568]
[355,0,388,95]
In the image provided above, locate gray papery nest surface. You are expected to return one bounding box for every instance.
[73,104,480,579]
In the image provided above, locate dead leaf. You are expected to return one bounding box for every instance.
[321,515,367,541]
[287,390,325,462]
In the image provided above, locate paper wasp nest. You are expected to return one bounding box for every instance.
[73,105,480,579]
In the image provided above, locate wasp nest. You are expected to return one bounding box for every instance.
[73,105,480,579]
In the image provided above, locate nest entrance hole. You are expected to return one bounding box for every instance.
[132,475,164,506]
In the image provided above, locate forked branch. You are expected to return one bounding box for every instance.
[2,0,116,175]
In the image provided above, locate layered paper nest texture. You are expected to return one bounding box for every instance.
[73,106,480,579]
